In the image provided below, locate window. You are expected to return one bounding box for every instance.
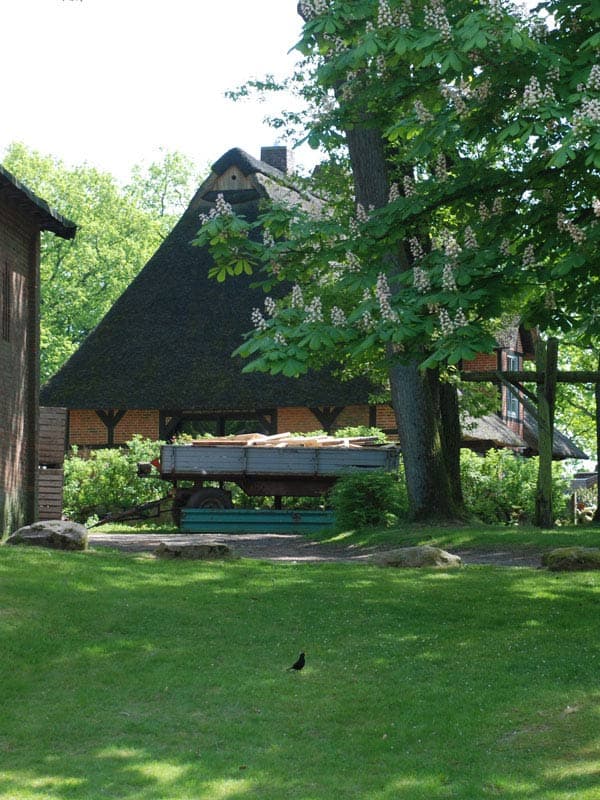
[505,353,520,419]
[1,262,10,342]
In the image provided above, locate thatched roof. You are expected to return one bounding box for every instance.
[522,410,589,460]
[40,148,372,411]
[461,413,526,448]
[0,164,76,239]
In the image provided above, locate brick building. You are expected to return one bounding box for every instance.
[40,146,584,460]
[0,166,75,537]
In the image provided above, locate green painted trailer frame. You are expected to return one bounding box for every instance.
[180,508,335,534]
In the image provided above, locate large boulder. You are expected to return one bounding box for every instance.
[154,542,236,560]
[374,545,462,569]
[6,520,88,551]
[542,547,600,571]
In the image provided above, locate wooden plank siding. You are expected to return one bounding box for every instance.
[38,467,64,520]
[39,407,67,466]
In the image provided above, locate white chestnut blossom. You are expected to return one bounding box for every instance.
[388,183,400,203]
[464,226,478,249]
[413,265,431,293]
[454,307,467,328]
[199,193,234,225]
[415,100,434,124]
[593,197,600,217]
[439,308,455,335]
[442,262,458,292]
[356,203,369,223]
[377,0,395,27]
[587,64,600,91]
[424,0,452,41]
[522,243,536,267]
[346,251,362,272]
[330,306,347,327]
[485,0,503,22]
[376,273,397,321]
[298,0,328,19]
[264,296,276,317]
[273,331,287,346]
[522,76,555,108]
[544,291,557,310]
[263,229,275,248]
[403,175,416,197]
[409,237,425,261]
[557,213,586,244]
[291,284,304,309]
[435,153,449,181]
[251,307,268,332]
[305,296,324,323]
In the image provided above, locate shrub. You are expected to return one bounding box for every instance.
[63,436,166,525]
[330,469,408,530]
[460,449,569,524]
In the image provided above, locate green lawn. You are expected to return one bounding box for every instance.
[312,521,600,553]
[2,545,600,799]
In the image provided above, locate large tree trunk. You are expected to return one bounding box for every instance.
[535,338,558,528]
[345,126,462,519]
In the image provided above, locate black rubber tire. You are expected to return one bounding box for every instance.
[186,488,233,509]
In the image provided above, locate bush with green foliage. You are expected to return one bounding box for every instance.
[330,469,408,531]
[460,449,569,525]
[63,436,166,524]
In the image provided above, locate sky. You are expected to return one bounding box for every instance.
[0,0,312,181]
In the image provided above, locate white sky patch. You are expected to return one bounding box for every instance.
[0,0,315,179]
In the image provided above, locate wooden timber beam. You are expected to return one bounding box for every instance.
[461,370,600,385]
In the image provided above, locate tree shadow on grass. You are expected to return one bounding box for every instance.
[1,549,600,799]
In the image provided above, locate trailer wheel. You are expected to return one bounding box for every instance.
[187,488,233,509]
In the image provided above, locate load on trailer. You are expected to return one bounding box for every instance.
[139,433,400,526]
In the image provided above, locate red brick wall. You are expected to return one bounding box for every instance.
[115,410,159,443]
[0,196,39,537]
[68,409,160,447]
[463,352,497,371]
[276,406,321,434]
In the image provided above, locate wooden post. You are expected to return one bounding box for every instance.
[535,338,558,528]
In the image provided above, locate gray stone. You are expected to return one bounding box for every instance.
[374,545,462,569]
[6,520,88,551]
[154,542,236,560]
[542,547,600,571]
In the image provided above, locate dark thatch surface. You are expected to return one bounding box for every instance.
[0,164,76,239]
[522,409,588,460]
[461,413,525,448]
[40,148,372,411]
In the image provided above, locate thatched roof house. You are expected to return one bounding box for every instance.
[39,146,586,460]
[40,147,376,443]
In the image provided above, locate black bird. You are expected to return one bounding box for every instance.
[287,652,305,671]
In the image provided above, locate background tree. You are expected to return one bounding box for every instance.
[2,143,203,380]
[195,0,599,522]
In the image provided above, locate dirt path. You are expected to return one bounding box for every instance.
[88,532,543,567]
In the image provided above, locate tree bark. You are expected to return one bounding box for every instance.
[535,338,558,528]
[344,125,461,519]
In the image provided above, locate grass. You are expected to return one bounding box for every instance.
[311,520,600,553]
[2,542,600,799]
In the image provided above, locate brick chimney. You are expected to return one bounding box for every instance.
[260,146,294,175]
